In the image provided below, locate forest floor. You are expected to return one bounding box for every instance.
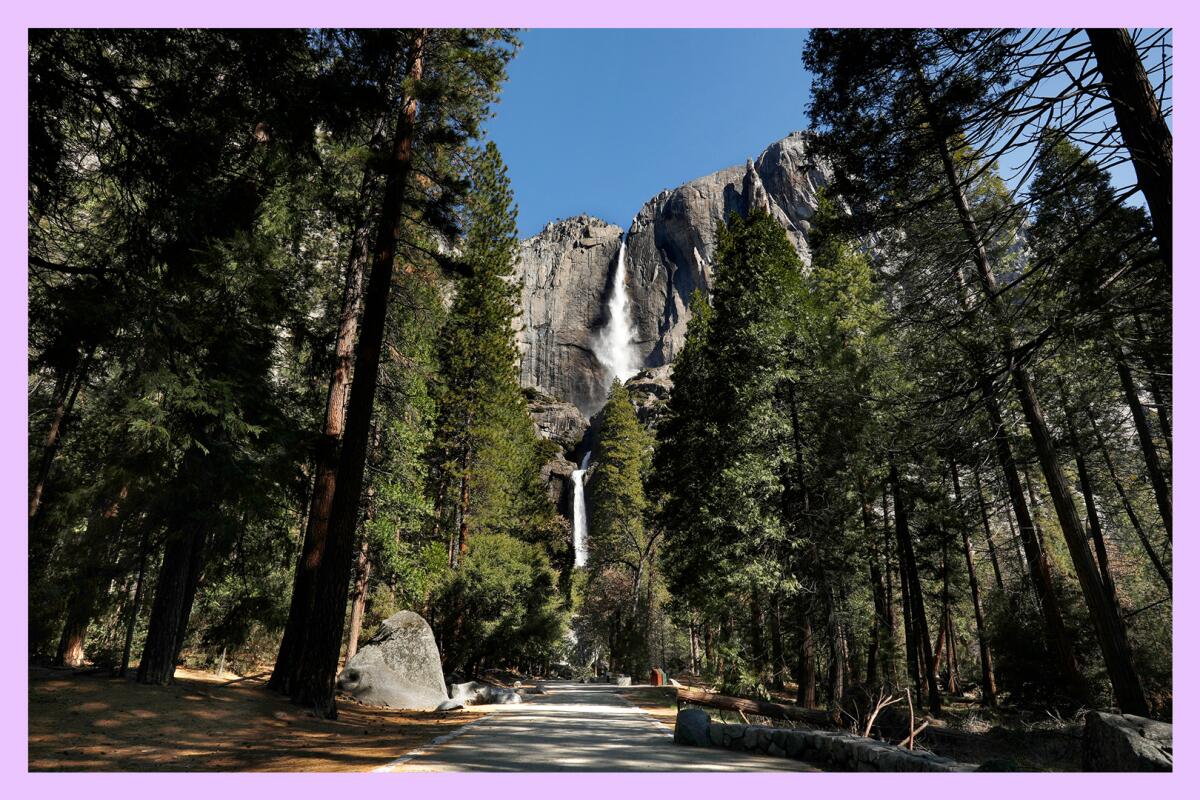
[28,665,481,772]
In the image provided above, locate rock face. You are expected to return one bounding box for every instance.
[540,450,577,519]
[515,133,828,414]
[625,365,674,431]
[517,216,624,416]
[335,611,448,711]
[622,131,828,370]
[1082,711,1172,771]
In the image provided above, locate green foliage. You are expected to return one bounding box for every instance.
[430,533,566,674]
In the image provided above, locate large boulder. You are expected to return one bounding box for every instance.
[1082,711,1172,771]
[335,611,448,710]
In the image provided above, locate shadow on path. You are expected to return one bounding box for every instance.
[386,681,822,772]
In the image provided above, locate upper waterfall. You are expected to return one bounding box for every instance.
[595,238,639,385]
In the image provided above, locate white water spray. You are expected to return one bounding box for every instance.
[595,239,639,384]
[571,451,592,567]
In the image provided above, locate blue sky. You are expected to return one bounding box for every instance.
[486,29,814,238]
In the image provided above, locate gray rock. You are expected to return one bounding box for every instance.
[675,708,711,747]
[527,391,589,450]
[435,699,465,712]
[614,675,632,687]
[335,611,448,710]
[449,680,523,706]
[516,216,623,415]
[1082,710,1172,772]
[621,132,828,371]
[538,449,578,519]
[625,366,674,430]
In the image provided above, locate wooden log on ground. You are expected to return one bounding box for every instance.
[675,686,834,726]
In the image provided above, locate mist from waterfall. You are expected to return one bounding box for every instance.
[595,238,639,384]
[571,451,592,567]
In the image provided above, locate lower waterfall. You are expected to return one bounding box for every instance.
[571,451,592,568]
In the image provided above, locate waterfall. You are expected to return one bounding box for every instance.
[595,238,639,384]
[571,451,592,567]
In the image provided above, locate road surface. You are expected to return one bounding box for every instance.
[379,681,821,772]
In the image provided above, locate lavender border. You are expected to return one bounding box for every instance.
[2,2,1191,796]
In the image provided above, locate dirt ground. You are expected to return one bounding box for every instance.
[614,686,679,726]
[28,665,480,772]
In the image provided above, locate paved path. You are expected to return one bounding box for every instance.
[379,681,821,772]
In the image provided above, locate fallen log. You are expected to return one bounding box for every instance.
[675,686,834,727]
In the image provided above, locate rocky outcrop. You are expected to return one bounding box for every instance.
[625,365,674,431]
[540,450,577,519]
[335,611,448,710]
[517,216,623,416]
[526,388,589,450]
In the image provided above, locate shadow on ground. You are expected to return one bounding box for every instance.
[28,666,477,772]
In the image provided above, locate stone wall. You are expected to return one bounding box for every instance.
[674,708,975,772]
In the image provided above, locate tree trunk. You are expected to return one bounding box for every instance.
[345,533,372,661]
[951,463,997,705]
[862,489,889,686]
[53,482,129,668]
[1058,384,1119,605]
[688,611,701,674]
[137,524,206,685]
[749,594,767,685]
[1086,28,1172,269]
[930,118,1148,714]
[768,595,785,689]
[55,604,89,668]
[794,598,816,707]
[971,465,1006,593]
[881,485,897,684]
[457,442,473,561]
[826,590,846,717]
[889,459,940,714]
[29,348,94,522]
[119,526,150,677]
[1086,406,1171,593]
[703,621,714,673]
[271,223,371,687]
[897,523,920,703]
[270,150,376,696]
[1115,346,1172,539]
[290,33,425,718]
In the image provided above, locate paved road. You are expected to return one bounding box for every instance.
[380,681,821,772]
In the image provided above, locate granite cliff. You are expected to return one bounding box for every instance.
[517,131,828,418]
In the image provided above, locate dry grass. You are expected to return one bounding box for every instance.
[29,665,480,772]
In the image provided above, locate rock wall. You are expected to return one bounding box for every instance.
[674,708,976,772]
